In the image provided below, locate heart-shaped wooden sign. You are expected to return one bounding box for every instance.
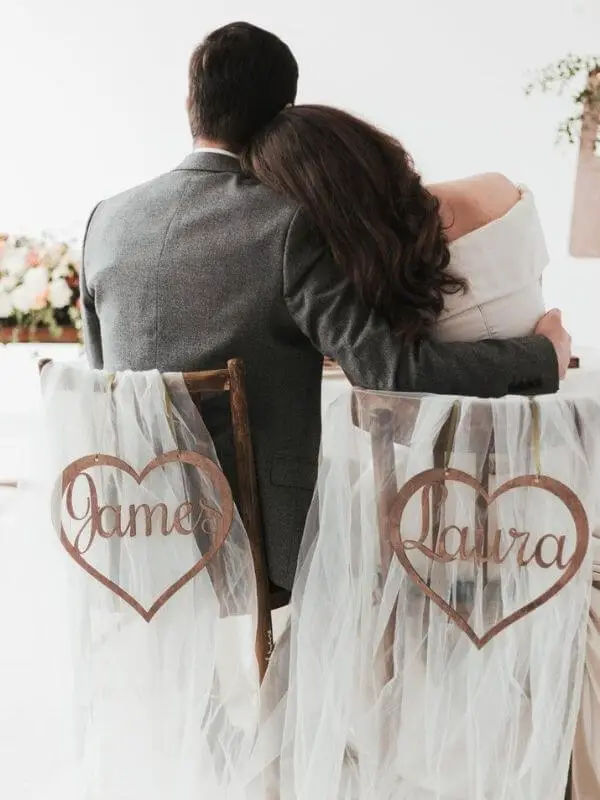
[388,468,589,649]
[56,451,234,622]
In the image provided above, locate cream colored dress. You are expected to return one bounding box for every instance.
[435,186,547,342]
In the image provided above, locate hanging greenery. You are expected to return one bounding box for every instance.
[525,54,600,145]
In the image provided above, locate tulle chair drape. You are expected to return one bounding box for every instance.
[0,363,263,800]
[256,389,596,800]
[2,363,600,800]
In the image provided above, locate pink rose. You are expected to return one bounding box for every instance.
[33,288,50,310]
[27,250,41,268]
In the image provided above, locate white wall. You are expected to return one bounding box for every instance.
[2,0,600,343]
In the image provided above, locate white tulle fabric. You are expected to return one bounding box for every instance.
[563,371,600,800]
[572,557,600,800]
[259,388,597,800]
[572,509,600,798]
[0,363,261,800]
[3,362,600,800]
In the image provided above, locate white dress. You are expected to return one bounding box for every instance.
[435,186,547,342]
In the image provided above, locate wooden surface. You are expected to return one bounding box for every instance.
[0,326,80,344]
[369,407,399,685]
[182,368,230,394]
[227,360,274,674]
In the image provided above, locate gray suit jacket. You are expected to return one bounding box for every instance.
[81,151,558,591]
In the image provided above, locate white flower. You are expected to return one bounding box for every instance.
[23,266,49,294]
[0,275,17,292]
[49,277,72,309]
[11,285,34,313]
[1,248,28,278]
[46,243,64,261]
[11,267,49,312]
[52,259,71,278]
[0,289,13,318]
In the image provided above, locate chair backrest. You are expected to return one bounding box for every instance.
[352,393,456,680]
[183,360,272,676]
[352,392,457,570]
[353,390,580,798]
[39,357,273,680]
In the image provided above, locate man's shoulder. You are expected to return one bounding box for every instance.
[237,175,301,227]
[94,169,183,214]
[93,167,301,228]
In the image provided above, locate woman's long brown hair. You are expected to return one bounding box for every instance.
[241,105,466,338]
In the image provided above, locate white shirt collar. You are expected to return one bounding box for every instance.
[193,146,239,159]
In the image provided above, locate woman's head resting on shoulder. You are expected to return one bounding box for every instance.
[241,105,466,338]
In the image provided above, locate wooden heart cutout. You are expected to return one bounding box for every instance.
[57,451,234,622]
[388,468,589,649]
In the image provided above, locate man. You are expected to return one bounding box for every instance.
[81,22,571,598]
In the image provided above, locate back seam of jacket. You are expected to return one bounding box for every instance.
[154,176,194,366]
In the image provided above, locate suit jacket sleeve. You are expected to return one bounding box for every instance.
[282,207,558,397]
[81,204,104,369]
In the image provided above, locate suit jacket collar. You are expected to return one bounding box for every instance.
[174,151,241,174]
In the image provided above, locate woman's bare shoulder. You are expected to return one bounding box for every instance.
[429,173,521,242]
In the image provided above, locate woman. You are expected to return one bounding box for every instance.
[241,107,585,800]
[241,105,547,343]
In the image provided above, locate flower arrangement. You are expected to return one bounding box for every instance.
[0,233,82,342]
[525,54,600,145]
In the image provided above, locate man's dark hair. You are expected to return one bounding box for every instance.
[188,22,298,150]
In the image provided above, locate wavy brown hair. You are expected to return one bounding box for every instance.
[241,105,466,338]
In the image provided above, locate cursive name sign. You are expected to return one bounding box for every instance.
[65,471,221,556]
[56,451,234,621]
[388,468,589,649]
[401,483,572,570]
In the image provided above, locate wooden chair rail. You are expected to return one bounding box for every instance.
[182,368,230,394]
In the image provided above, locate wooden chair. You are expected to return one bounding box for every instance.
[353,390,578,798]
[39,358,273,681]
[354,393,453,681]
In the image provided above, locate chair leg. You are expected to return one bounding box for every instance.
[370,408,398,683]
[227,359,273,681]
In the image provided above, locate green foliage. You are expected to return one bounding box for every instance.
[525,54,600,145]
